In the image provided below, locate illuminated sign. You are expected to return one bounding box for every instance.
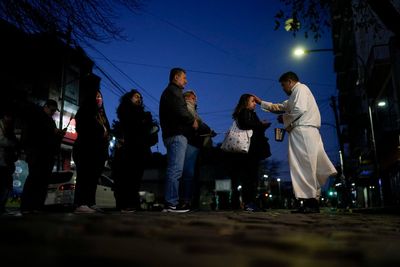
[54,114,77,144]
[63,118,77,143]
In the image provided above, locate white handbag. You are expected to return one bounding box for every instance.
[221,121,253,153]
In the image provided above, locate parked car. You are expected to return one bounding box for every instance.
[45,171,116,208]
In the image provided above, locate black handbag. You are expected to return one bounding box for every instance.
[258,135,272,159]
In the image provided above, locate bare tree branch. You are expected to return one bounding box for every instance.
[0,0,144,43]
[274,0,394,41]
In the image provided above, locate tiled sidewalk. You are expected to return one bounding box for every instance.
[1,210,400,266]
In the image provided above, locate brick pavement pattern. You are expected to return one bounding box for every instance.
[1,210,400,266]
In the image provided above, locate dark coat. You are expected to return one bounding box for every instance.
[236,109,271,160]
[159,83,195,139]
[187,121,214,148]
[22,104,62,157]
[118,103,154,151]
[73,104,110,163]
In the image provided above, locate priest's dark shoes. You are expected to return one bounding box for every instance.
[291,206,320,214]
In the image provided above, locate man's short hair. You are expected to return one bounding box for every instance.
[169,67,186,82]
[44,99,59,111]
[279,71,299,83]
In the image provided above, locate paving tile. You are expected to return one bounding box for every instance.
[1,210,400,266]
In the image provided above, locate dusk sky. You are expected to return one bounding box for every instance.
[82,0,338,181]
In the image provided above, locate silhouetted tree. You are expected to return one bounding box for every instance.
[274,0,399,41]
[0,0,144,43]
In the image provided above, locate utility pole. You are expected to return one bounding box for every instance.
[330,96,350,209]
[57,24,72,171]
[330,96,345,175]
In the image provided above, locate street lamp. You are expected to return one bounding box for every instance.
[377,100,386,107]
[293,47,333,58]
[277,178,281,207]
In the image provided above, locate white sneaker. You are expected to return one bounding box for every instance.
[89,205,104,213]
[121,208,136,214]
[74,205,96,214]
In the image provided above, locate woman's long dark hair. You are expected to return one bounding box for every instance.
[77,89,109,123]
[117,89,144,119]
[232,94,253,120]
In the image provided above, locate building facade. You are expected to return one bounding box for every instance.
[1,19,100,172]
[331,1,400,207]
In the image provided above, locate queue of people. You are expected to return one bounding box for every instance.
[0,69,336,215]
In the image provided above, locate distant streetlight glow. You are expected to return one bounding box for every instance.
[377,101,386,107]
[277,178,282,207]
[292,47,333,58]
[293,47,306,57]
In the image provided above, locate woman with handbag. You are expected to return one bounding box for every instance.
[224,94,271,211]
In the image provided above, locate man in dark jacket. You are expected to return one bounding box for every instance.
[159,68,198,212]
[20,99,65,213]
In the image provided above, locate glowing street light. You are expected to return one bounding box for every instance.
[277,178,281,207]
[292,47,333,58]
[293,47,306,57]
[377,101,387,107]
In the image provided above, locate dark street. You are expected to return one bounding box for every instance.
[1,209,400,266]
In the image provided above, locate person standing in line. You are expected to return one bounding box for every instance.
[73,90,110,213]
[182,90,216,210]
[20,99,65,213]
[112,89,155,213]
[255,71,337,213]
[225,94,271,212]
[159,68,198,212]
[0,109,18,214]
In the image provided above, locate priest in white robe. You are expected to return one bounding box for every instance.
[255,71,337,213]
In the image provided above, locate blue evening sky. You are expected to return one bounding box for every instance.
[82,0,338,181]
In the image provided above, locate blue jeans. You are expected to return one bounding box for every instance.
[164,135,187,206]
[182,144,199,203]
[164,135,199,206]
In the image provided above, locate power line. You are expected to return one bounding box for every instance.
[87,44,160,105]
[93,57,336,87]
[93,57,276,81]
[144,10,231,56]
[82,43,160,116]
[101,79,125,98]
[94,65,127,96]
